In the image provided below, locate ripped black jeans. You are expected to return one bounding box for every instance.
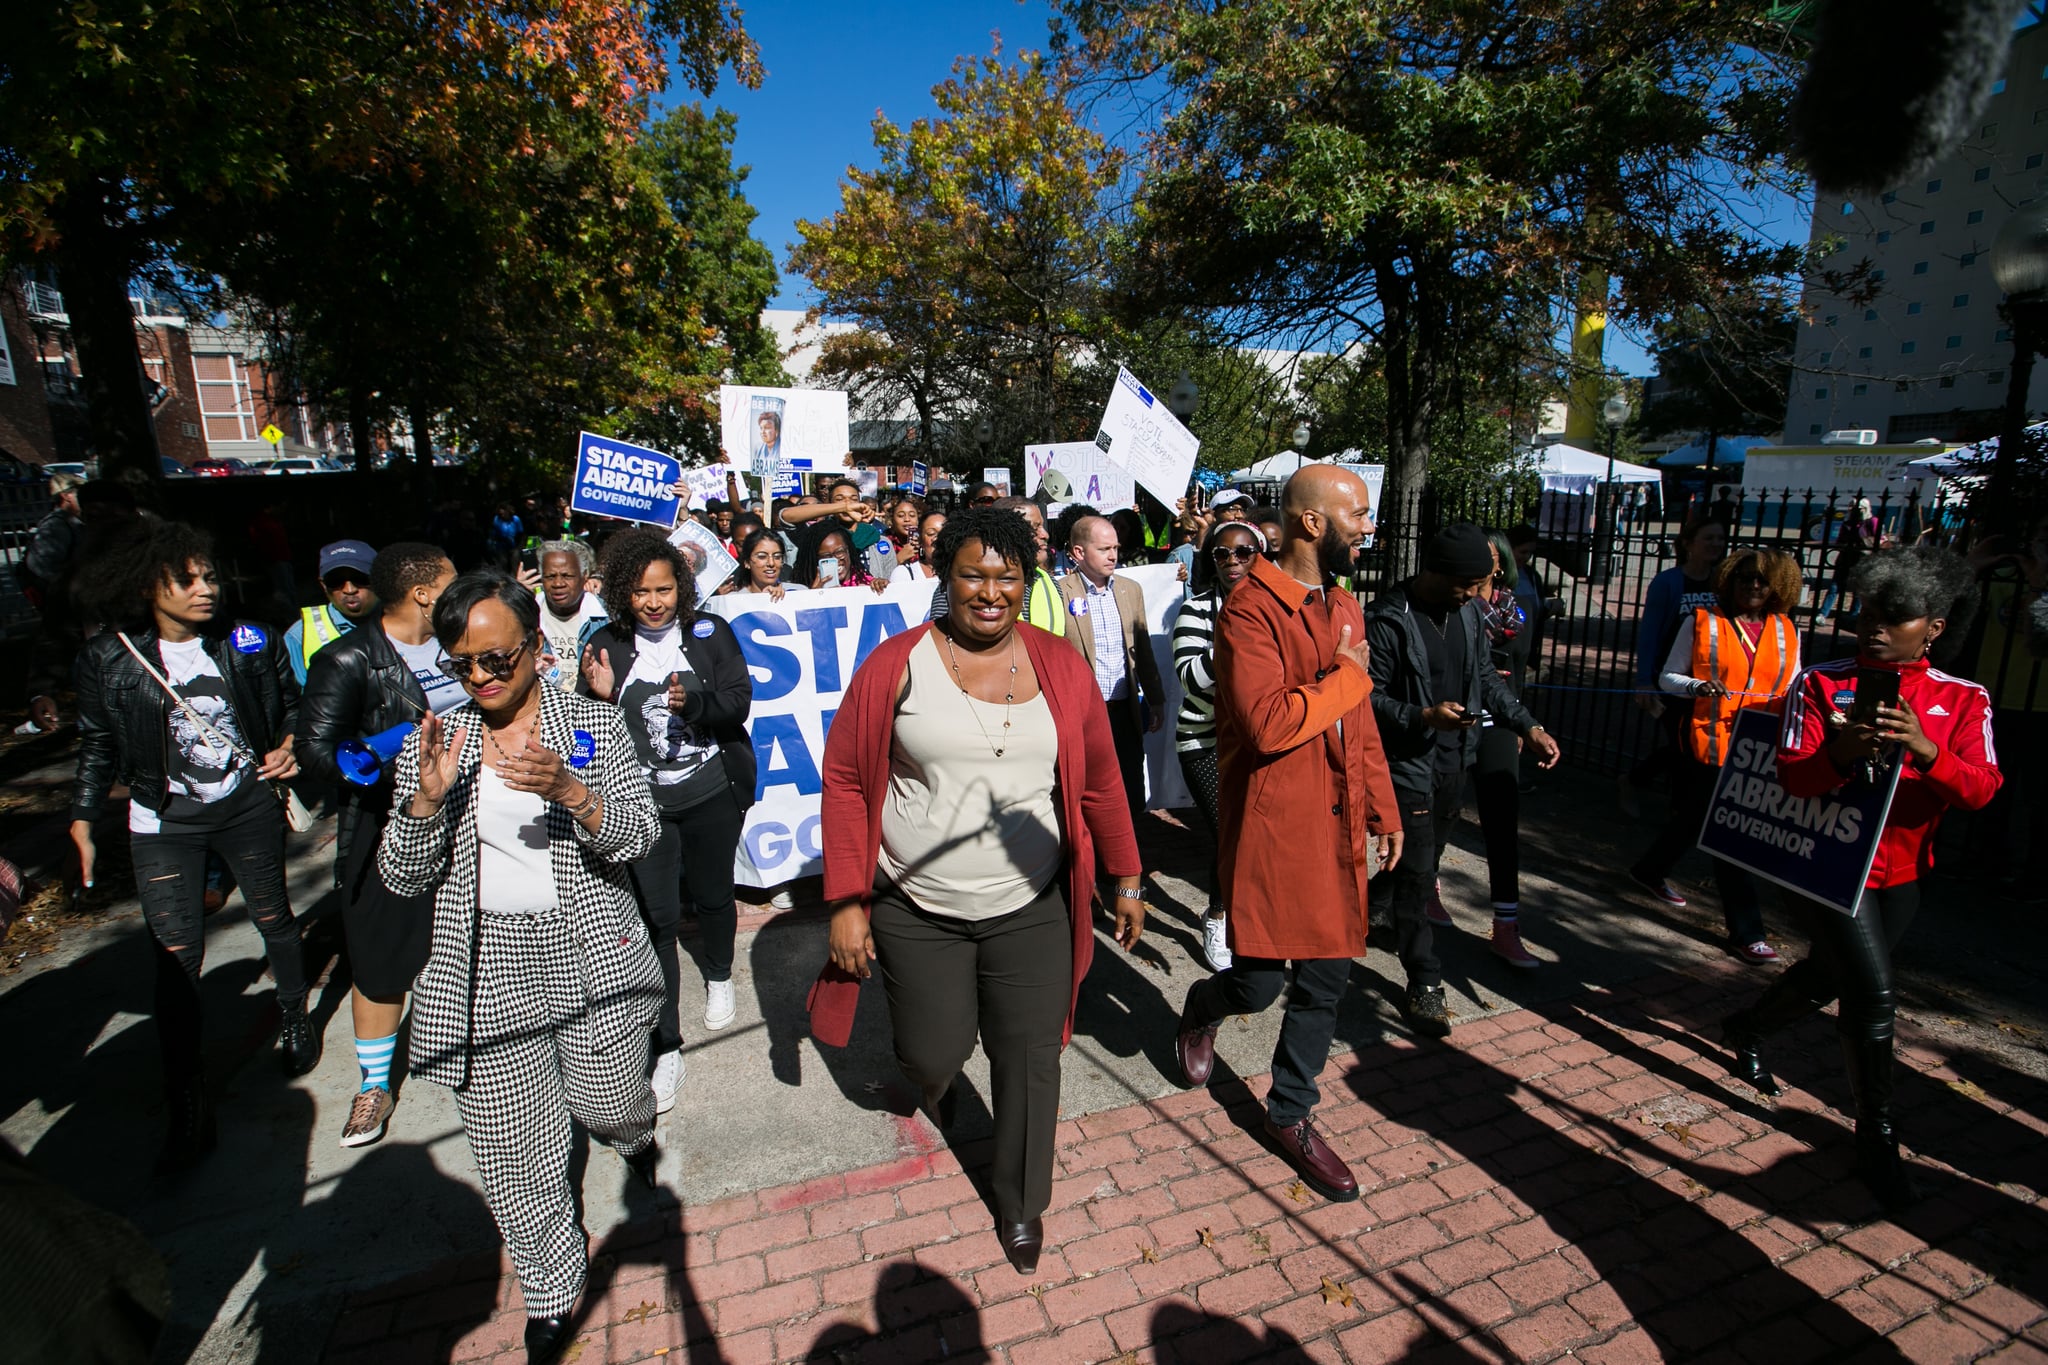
[129,785,305,1084]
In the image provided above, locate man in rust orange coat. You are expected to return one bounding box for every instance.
[1172,465,1404,1202]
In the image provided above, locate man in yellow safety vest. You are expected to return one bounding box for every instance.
[284,540,379,684]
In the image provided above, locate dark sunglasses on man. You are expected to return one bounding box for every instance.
[438,638,531,683]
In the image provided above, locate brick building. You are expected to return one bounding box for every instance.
[0,277,58,471]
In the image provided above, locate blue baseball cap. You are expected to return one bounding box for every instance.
[318,539,376,579]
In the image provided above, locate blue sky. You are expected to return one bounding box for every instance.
[698,1,1812,378]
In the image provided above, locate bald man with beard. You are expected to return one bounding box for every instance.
[1172,465,1403,1203]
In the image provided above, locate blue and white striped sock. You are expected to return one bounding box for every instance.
[355,1033,397,1093]
[1492,902,1519,925]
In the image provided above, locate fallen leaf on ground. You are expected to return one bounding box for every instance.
[1286,1180,1310,1204]
[1478,997,1498,1010]
[1680,1177,1706,1195]
[1139,1244,1159,1263]
[1659,1122,1700,1150]
[1197,1227,1214,1248]
[1320,1276,1355,1308]
[623,1301,658,1323]
[1947,1079,1991,1102]
[1247,1229,1271,1253]
[1026,1283,1046,1301]
[562,1343,586,1364]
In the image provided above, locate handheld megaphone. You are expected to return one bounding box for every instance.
[335,723,417,786]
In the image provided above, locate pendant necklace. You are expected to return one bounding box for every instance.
[943,630,1018,758]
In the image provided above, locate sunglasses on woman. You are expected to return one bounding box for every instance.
[438,638,531,683]
[1210,545,1259,562]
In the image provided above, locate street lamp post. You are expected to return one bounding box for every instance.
[1990,202,2048,536]
[1595,393,1631,584]
[1291,420,1312,454]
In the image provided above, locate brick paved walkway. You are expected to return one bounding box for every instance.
[324,956,2047,1364]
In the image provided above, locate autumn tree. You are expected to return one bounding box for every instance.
[791,46,1124,469]
[0,0,760,484]
[1057,0,1813,517]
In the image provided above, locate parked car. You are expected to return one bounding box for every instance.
[264,458,324,475]
[40,461,89,480]
[163,456,196,479]
[188,458,253,477]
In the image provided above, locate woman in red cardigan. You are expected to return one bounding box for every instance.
[811,507,1145,1275]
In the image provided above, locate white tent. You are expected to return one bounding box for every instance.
[1227,449,1318,480]
[1532,442,1664,493]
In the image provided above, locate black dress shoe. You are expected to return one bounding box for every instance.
[525,1312,572,1364]
[625,1142,661,1190]
[1720,1012,1781,1096]
[279,1000,321,1077]
[997,1217,1043,1275]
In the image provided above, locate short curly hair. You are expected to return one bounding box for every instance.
[1713,547,1802,616]
[932,506,1040,581]
[1852,546,1977,625]
[73,519,215,629]
[370,542,453,606]
[598,529,697,628]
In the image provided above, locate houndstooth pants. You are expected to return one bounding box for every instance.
[453,907,655,1317]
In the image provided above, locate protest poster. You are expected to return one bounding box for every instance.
[910,461,928,497]
[1696,709,1903,915]
[1094,367,1201,509]
[719,385,849,478]
[1025,441,1135,508]
[701,566,1192,885]
[984,467,1013,496]
[850,469,879,501]
[666,517,739,604]
[678,464,734,510]
[569,431,682,529]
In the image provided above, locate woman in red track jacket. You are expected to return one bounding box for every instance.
[1720,547,1999,1210]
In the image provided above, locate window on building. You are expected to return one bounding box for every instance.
[1963,251,1980,265]
[1920,220,1936,234]
[1991,370,2007,383]
[1873,270,1887,282]
[2031,153,2045,169]
[1882,191,1898,204]
[1814,386,1829,399]
[1947,335,1963,348]
[1927,179,1943,193]
[1999,326,2014,342]
[1985,122,1999,138]
[1820,351,1832,363]
[1969,208,1986,224]
[1809,423,1823,435]
[1853,383,1869,396]
[1993,79,2007,95]
[0,321,13,387]
[1908,301,1924,314]
[1824,313,1839,326]
[1912,261,1930,275]
[1865,308,1880,321]
[1841,200,1856,215]
[1859,346,1874,358]
[2036,108,2048,123]
[1896,380,1911,392]
[1876,230,1892,243]
[1939,376,1956,388]
[193,352,260,441]
[1902,341,1917,354]
[1955,293,1970,307]
[1976,166,1993,181]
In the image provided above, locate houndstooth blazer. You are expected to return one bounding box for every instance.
[378,680,663,1090]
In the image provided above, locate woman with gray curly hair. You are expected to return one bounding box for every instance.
[1720,546,1999,1211]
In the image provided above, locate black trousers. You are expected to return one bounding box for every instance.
[128,786,305,1084]
[1177,747,1222,909]
[1764,883,1921,1044]
[1473,726,1519,906]
[1185,957,1351,1126]
[629,790,745,1051]
[1627,703,1687,790]
[1107,703,1147,829]
[870,876,1071,1224]
[1631,756,1766,944]
[1378,771,1459,989]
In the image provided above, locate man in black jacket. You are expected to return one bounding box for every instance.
[298,542,457,1148]
[1366,524,1561,1037]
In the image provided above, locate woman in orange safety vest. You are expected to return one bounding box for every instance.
[1628,548,1803,962]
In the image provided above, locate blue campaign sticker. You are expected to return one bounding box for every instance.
[693,618,715,639]
[1068,597,1089,617]
[1832,689,1857,709]
[568,729,596,769]
[230,624,268,653]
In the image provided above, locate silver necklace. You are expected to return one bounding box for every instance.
[942,630,1018,758]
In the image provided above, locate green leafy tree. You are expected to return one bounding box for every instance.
[1643,301,1798,469]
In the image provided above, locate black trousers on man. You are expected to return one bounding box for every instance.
[1376,770,1458,990]
[1180,957,1352,1125]
[1107,703,1148,829]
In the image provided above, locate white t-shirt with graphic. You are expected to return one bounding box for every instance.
[391,634,468,716]
[132,637,248,834]
[619,622,725,809]
[538,595,608,692]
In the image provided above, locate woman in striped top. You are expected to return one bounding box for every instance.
[1173,520,1265,971]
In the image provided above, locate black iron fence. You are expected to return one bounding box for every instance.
[1352,479,2041,778]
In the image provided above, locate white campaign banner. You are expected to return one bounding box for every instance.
[1025,441,1135,508]
[703,565,1193,887]
[719,385,850,477]
[1093,367,1201,509]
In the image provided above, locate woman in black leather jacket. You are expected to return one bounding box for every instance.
[68,521,313,1173]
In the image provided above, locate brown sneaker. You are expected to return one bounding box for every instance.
[339,1086,395,1149]
[1263,1114,1358,1202]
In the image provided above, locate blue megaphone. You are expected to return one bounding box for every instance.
[335,723,417,786]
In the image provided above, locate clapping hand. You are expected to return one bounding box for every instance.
[411,708,470,814]
[581,646,616,699]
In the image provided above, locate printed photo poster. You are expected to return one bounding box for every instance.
[667,517,740,604]
[1094,367,1201,509]
[1025,441,1135,509]
[984,467,1013,496]
[570,431,683,529]
[719,385,850,479]
[850,469,880,502]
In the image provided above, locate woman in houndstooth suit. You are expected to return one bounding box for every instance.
[378,569,660,1364]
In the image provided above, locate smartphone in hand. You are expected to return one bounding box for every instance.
[1850,667,1901,727]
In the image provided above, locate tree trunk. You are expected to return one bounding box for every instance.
[349,388,376,475]
[53,182,162,490]
[1376,257,1437,577]
[409,395,436,472]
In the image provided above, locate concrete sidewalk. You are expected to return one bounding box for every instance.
[2,756,2044,1362]
[326,956,2048,1364]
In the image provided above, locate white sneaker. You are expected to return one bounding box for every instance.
[1202,915,1233,972]
[769,889,794,910]
[650,1048,684,1114]
[704,978,737,1030]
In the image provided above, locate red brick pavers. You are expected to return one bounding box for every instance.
[323,958,2047,1363]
